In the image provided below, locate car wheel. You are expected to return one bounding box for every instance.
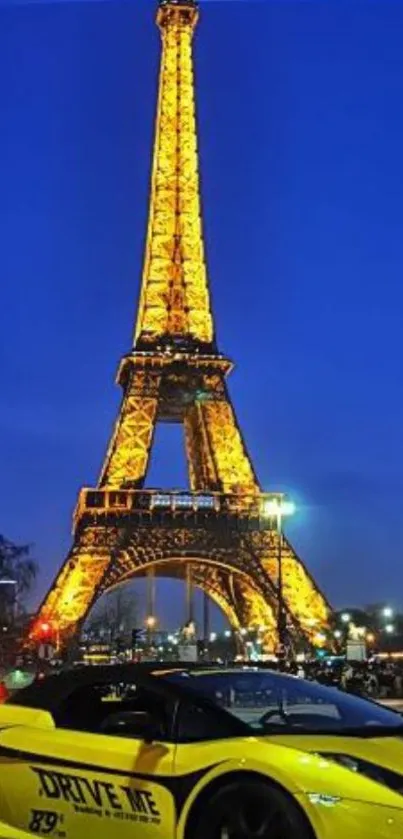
[191,779,314,839]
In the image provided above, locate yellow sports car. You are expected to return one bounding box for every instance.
[0,663,403,838]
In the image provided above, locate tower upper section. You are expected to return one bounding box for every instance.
[134,0,215,354]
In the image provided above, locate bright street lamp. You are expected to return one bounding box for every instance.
[262,499,296,518]
[145,615,156,629]
[341,613,351,624]
[262,494,295,664]
[382,607,393,619]
[145,615,156,650]
[334,630,342,639]
[385,624,394,634]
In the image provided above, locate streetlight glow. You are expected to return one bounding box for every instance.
[341,613,351,624]
[385,624,394,634]
[145,615,156,629]
[383,607,393,619]
[262,498,296,518]
[260,495,295,667]
[334,630,342,639]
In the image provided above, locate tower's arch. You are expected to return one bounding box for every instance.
[100,554,278,651]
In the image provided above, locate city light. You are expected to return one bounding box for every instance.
[385,624,394,634]
[334,630,342,639]
[366,633,375,644]
[145,616,156,629]
[262,498,296,518]
[341,613,351,624]
[314,632,326,645]
[382,607,393,619]
[209,632,217,642]
[224,630,231,638]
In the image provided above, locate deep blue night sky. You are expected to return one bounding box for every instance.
[1,0,403,628]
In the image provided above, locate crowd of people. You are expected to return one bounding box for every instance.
[288,659,403,700]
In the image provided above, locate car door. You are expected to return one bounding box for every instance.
[0,675,177,839]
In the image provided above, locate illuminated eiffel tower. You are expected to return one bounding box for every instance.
[30,0,331,654]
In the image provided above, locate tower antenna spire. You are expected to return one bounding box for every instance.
[134,0,208,352]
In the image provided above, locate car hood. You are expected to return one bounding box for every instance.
[263,731,403,775]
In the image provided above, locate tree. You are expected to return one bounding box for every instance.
[0,536,38,626]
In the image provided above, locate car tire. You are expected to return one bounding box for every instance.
[190,778,314,839]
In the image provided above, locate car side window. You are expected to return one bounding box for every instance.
[175,700,233,743]
[53,680,174,739]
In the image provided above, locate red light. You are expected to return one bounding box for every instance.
[40,622,50,633]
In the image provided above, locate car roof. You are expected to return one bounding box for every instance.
[7,662,224,707]
[8,662,281,711]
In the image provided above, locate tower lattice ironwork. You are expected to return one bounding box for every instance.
[29,0,331,653]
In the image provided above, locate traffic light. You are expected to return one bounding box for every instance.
[36,620,57,661]
[38,621,52,641]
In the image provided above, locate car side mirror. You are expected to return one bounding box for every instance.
[101,710,160,743]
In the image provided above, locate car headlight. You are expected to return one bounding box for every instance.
[320,753,403,795]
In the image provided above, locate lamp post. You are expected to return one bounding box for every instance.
[262,496,295,665]
[145,615,156,655]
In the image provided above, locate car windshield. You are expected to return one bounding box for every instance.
[166,669,403,735]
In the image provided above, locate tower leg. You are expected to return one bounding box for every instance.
[99,372,160,488]
[185,399,259,495]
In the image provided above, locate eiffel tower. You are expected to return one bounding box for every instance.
[29,0,331,654]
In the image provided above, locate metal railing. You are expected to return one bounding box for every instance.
[73,488,285,531]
